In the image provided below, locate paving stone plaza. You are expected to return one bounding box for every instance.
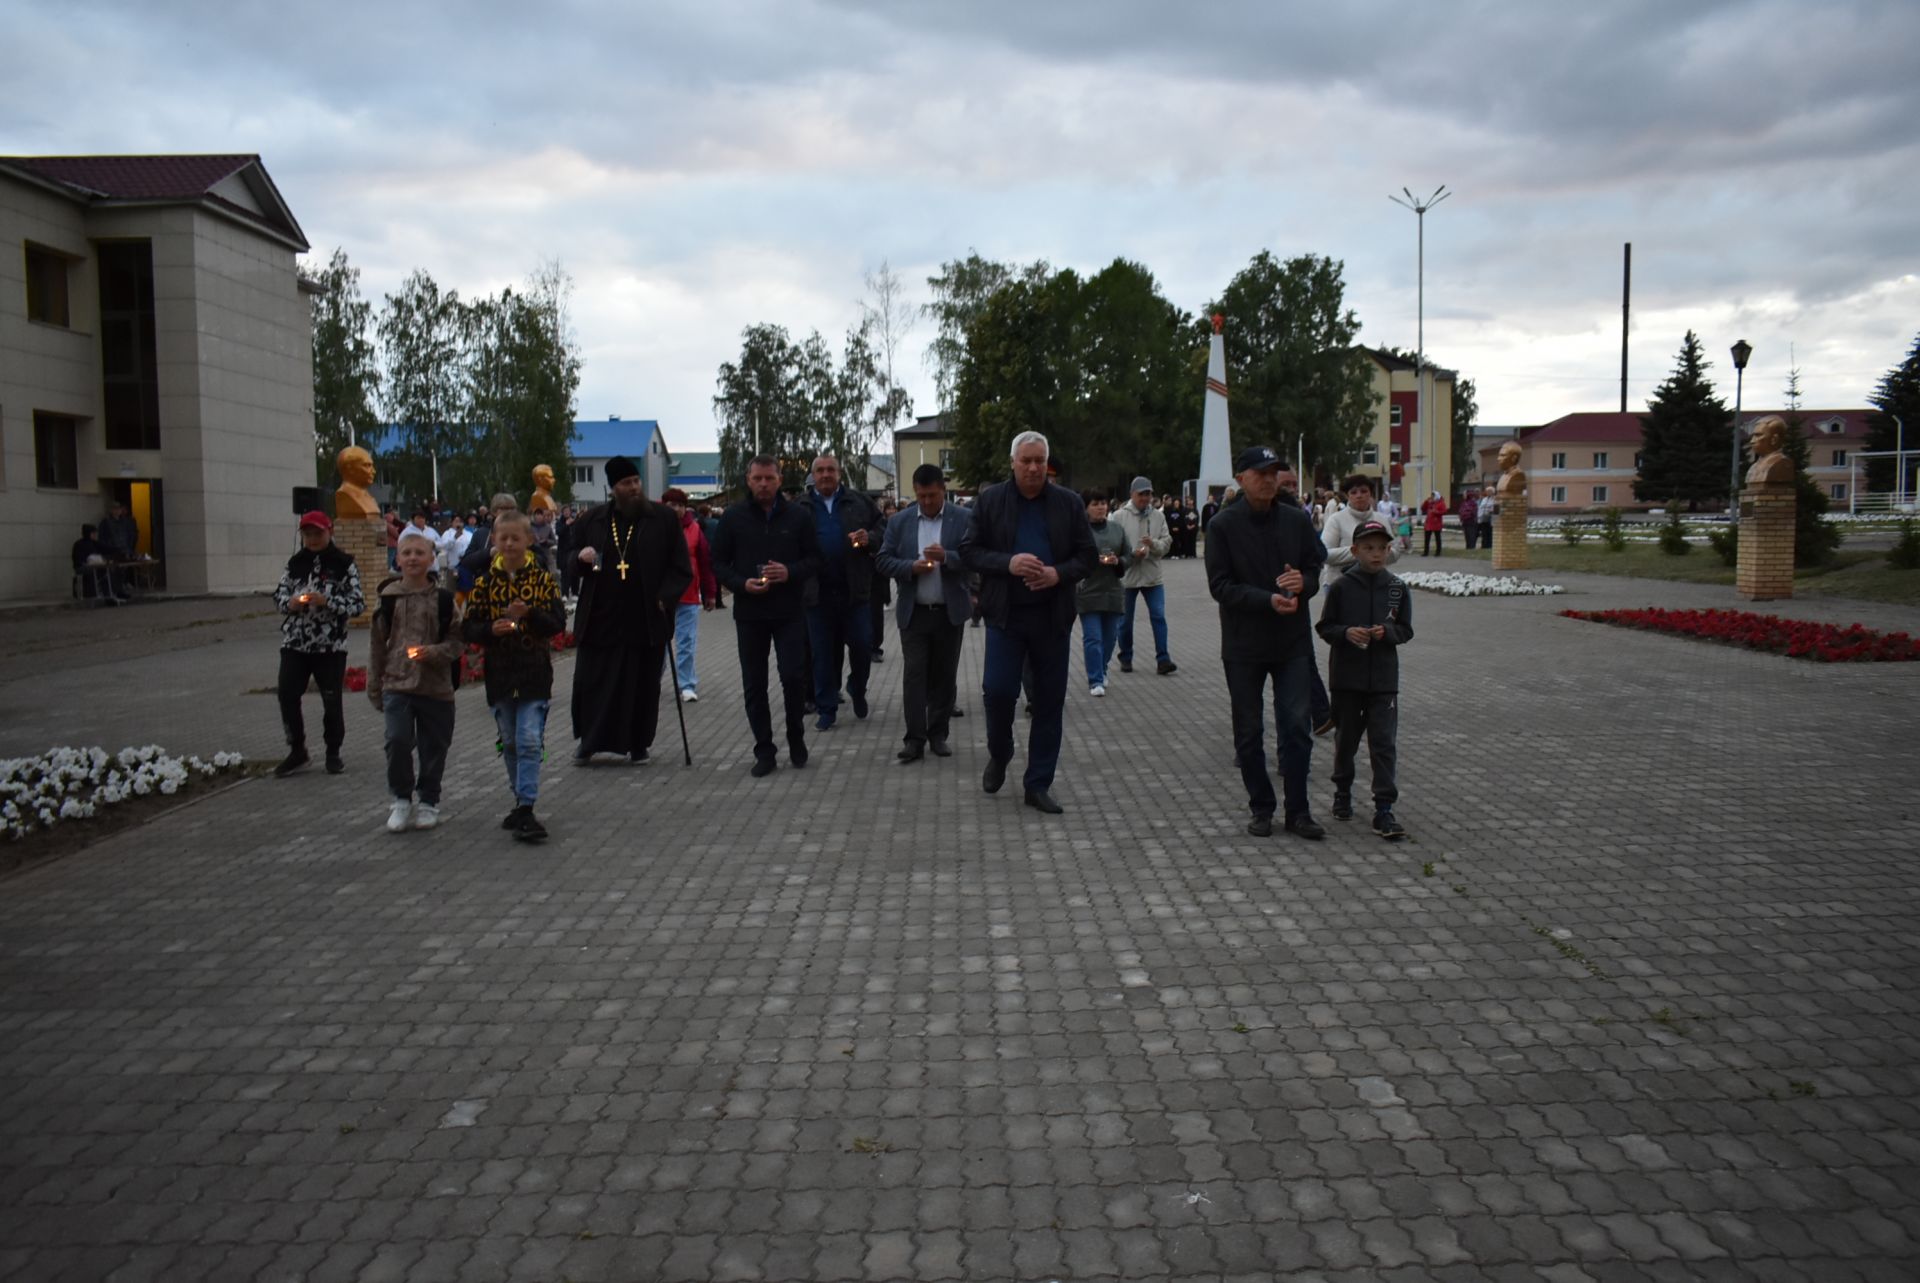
[2,556,1918,1282]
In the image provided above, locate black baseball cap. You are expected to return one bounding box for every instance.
[1234,445,1283,472]
[1352,518,1393,542]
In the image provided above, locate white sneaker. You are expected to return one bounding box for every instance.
[413,804,440,830]
[681,688,698,702]
[386,799,413,833]
[1091,685,1106,697]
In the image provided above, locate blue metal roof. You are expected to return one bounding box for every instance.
[572,419,660,458]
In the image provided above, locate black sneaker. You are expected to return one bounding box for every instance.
[1372,810,1408,840]
[851,693,868,719]
[1332,793,1354,821]
[501,804,531,831]
[1246,814,1273,837]
[514,810,548,843]
[750,758,777,778]
[1157,659,1177,676]
[325,752,345,775]
[1284,813,1326,840]
[1119,660,1133,673]
[273,748,310,778]
[789,745,809,769]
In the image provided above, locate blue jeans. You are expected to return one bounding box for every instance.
[1223,653,1314,819]
[1080,611,1122,688]
[983,607,1070,792]
[670,601,701,693]
[1120,584,1169,665]
[806,596,873,718]
[490,698,549,806]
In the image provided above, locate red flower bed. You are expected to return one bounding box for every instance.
[1561,608,1920,662]
[345,665,368,691]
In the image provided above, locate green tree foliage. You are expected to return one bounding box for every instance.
[1205,251,1378,478]
[1779,366,1840,565]
[1451,375,1479,491]
[923,251,1050,411]
[1634,331,1733,511]
[377,269,465,503]
[949,259,1201,491]
[306,248,381,486]
[714,317,898,493]
[1864,332,1920,494]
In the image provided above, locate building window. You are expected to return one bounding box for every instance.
[34,411,81,489]
[1550,452,1567,469]
[1549,485,1567,503]
[1593,452,1609,469]
[573,464,594,484]
[1389,404,1403,428]
[1389,444,1404,464]
[1831,449,1847,466]
[1361,444,1379,466]
[25,243,73,327]
[98,241,161,451]
[1830,482,1847,500]
[939,448,954,471]
[1592,485,1609,503]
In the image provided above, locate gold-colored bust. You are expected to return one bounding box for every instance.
[1495,440,1527,497]
[530,464,558,514]
[1745,415,1795,487]
[335,445,380,519]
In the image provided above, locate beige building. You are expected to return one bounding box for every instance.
[1,154,314,601]
[1356,348,1453,505]
[892,413,959,489]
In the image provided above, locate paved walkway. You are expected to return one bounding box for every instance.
[2,557,1917,1281]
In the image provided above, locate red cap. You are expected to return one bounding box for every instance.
[298,510,333,532]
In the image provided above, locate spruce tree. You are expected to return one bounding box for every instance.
[1864,333,1920,495]
[1636,331,1734,511]
[1780,367,1840,564]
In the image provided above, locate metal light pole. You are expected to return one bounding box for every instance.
[1895,414,1908,510]
[1390,185,1450,506]
[1728,339,1752,522]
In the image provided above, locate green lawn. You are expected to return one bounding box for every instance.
[1450,544,1920,606]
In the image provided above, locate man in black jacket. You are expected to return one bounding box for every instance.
[712,455,825,776]
[802,454,885,730]
[1204,445,1330,839]
[959,430,1097,814]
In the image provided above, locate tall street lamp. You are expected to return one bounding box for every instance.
[1390,185,1450,505]
[1729,339,1752,522]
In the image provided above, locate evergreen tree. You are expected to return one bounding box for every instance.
[1864,333,1920,495]
[1635,331,1734,510]
[306,249,382,487]
[1779,366,1840,564]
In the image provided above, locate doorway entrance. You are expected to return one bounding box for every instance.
[106,478,166,589]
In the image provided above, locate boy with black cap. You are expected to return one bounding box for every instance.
[1314,517,1414,838]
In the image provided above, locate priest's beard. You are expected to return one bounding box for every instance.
[615,494,645,519]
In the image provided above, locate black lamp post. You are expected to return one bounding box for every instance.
[1729,339,1753,520]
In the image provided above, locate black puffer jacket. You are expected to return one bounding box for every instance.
[1315,567,1415,692]
[1203,499,1326,661]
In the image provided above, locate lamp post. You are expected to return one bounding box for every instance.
[1729,339,1752,522]
[1390,185,1450,506]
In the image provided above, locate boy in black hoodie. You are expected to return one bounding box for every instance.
[1314,518,1414,838]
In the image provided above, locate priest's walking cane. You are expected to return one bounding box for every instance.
[672,672,693,765]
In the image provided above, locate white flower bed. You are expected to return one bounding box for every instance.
[2,746,244,841]
[1399,572,1565,597]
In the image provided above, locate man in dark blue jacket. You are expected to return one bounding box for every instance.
[802,454,884,731]
[1204,445,1330,839]
[959,431,1097,814]
[712,456,824,777]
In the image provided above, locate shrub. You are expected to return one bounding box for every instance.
[1600,507,1627,552]
[1892,518,1920,570]
[1559,519,1586,546]
[1707,524,1738,566]
[1657,507,1691,556]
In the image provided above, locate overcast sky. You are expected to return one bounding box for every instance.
[7,0,1916,454]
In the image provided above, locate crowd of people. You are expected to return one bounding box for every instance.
[274,437,1430,845]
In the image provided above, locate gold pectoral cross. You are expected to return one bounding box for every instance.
[617,558,630,581]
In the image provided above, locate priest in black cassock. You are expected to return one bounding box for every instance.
[569,456,693,762]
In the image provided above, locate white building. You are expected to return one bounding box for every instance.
[1,154,315,601]
[569,417,670,504]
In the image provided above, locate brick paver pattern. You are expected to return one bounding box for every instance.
[2,558,1917,1281]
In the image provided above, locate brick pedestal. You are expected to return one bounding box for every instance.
[1736,483,1795,601]
[1491,502,1529,571]
[330,515,385,626]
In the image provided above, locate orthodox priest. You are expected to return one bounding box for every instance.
[569,457,693,762]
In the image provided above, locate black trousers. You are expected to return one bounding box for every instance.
[735,615,808,762]
[899,603,964,746]
[1462,521,1479,551]
[1330,689,1398,809]
[382,692,454,805]
[277,649,347,754]
[1423,529,1443,556]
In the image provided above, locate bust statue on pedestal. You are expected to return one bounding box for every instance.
[1495,440,1526,497]
[1737,415,1797,601]
[335,445,380,520]
[530,464,558,515]
[1744,415,1795,487]
[1491,440,1530,571]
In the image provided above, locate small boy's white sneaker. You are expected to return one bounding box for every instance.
[413,804,440,830]
[1090,685,1106,697]
[386,799,413,833]
[681,688,697,702]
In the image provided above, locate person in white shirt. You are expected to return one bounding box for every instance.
[436,515,472,574]
[1322,474,1401,571]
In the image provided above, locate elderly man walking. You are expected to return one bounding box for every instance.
[1111,476,1176,675]
[959,431,1097,813]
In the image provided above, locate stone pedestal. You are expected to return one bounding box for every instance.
[331,515,385,626]
[1736,483,1795,601]
[1491,503,1529,571]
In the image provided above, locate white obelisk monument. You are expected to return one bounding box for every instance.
[1196,313,1233,504]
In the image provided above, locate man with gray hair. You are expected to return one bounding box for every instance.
[959,430,1098,814]
[1109,475,1176,675]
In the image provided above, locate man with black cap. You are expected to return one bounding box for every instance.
[1204,445,1328,839]
[1110,475,1175,675]
[568,456,693,763]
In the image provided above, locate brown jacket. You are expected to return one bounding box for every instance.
[367,578,464,704]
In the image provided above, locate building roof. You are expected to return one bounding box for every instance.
[572,418,662,459]
[1521,412,1645,444]
[1741,409,1871,440]
[895,414,951,438]
[1360,347,1456,380]
[671,452,720,477]
[0,153,308,251]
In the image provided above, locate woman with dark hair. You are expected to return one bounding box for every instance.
[1076,488,1128,696]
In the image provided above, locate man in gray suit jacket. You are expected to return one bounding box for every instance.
[875,464,976,762]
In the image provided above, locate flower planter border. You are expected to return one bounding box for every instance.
[1560,607,1920,663]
